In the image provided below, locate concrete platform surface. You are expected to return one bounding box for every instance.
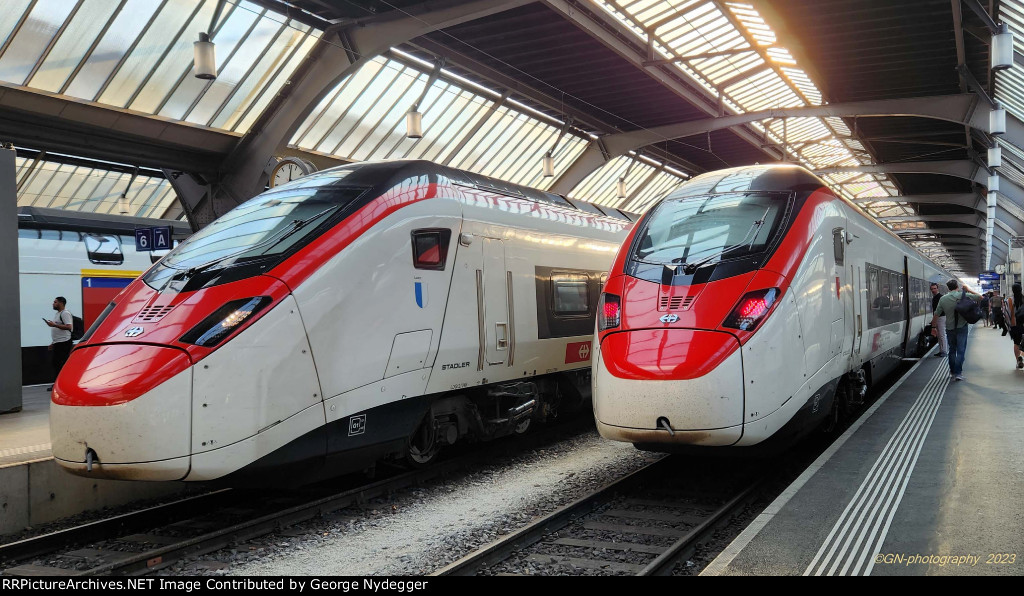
[0,386,52,466]
[704,326,1024,576]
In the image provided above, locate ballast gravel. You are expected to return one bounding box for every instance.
[166,430,660,576]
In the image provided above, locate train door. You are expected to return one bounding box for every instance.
[831,227,849,360]
[480,238,509,367]
[853,265,864,357]
[901,256,913,356]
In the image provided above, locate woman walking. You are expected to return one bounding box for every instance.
[1008,283,1024,369]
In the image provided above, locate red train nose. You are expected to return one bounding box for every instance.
[53,344,191,407]
[600,329,739,380]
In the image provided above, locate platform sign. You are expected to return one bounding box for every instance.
[134,228,153,251]
[135,226,172,252]
[979,271,1000,281]
[153,226,171,250]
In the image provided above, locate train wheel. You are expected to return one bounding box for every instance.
[406,415,440,466]
[513,417,531,435]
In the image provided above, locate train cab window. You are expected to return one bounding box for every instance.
[832,228,845,266]
[551,272,590,315]
[411,229,451,271]
[84,234,124,265]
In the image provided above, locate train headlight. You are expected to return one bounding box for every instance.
[722,288,780,332]
[598,293,621,331]
[179,296,271,347]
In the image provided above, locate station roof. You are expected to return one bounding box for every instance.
[1,0,1021,276]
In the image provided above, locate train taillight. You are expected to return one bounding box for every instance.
[598,293,621,331]
[722,288,780,332]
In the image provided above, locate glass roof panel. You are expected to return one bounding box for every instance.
[289,54,591,190]
[15,153,179,217]
[0,0,76,85]
[598,0,904,217]
[0,0,316,134]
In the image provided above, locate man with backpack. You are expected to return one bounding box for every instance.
[931,279,983,381]
[43,296,75,391]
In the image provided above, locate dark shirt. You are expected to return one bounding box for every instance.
[932,292,943,312]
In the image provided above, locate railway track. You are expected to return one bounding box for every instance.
[0,418,593,577]
[433,360,921,577]
[434,456,763,576]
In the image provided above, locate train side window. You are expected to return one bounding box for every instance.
[84,234,124,265]
[832,228,845,266]
[18,229,39,239]
[551,272,590,316]
[411,229,451,271]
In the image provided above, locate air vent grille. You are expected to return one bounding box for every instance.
[134,305,174,323]
[658,296,695,311]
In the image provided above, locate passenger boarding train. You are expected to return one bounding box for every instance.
[593,164,951,452]
[50,160,634,483]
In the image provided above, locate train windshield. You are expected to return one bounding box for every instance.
[144,186,366,291]
[633,192,789,268]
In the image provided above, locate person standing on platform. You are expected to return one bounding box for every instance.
[43,296,73,391]
[930,283,948,358]
[993,289,1008,334]
[981,292,991,327]
[1008,283,1024,370]
[931,279,982,381]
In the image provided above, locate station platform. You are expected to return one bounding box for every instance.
[0,386,52,467]
[0,386,188,537]
[704,326,1024,576]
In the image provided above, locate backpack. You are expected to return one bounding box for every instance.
[1015,299,1024,322]
[71,314,84,341]
[954,289,983,325]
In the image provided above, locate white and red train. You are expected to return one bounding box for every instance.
[51,160,632,483]
[593,164,951,452]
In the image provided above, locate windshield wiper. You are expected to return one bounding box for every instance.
[166,206,338,280]
[670,207,771,275]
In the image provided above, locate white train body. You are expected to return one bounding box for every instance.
[593,165,951,451]
[50,161,631,483]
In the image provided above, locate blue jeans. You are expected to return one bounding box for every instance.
[946,325,969,375]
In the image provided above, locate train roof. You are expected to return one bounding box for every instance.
[272,159,641,223]
[18,206,192,238]
[670,164,827,196]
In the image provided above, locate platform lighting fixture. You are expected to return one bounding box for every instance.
[405,111,423,139]
[404,59,445,139]
[542,152,555,178]
[991,103,1007,135]
[989,145,1003,168]
[542,117,574,179]
[193,1,225,80]
[119,167,139,215]
[617,154,640,199]
[993,23,1015,71]
[989,174,1000,192]
[193,32,216,80]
